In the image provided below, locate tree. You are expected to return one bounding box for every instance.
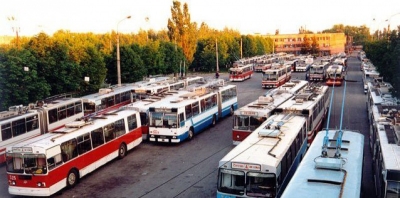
[300,34,312,54]
[0,48,50,110]
[167,1,197,65]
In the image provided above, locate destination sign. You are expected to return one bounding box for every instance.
[12,147,33,153]
[240,111,258,116]
[232,162,261,171]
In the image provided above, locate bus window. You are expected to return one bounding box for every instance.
[47,154,62,170]
[104,123,116,142]
[91,128,104,148]
[128,115,137,130]
[114,119,126,137]
[1,123,12,141]
[60,139,78,162]
[185,105,192,119]
[12,118,27,137]
[77,133,92,155]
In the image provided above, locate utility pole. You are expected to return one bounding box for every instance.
[216,38,219,72]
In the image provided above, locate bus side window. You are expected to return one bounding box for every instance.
[91,128,104,148]
[114,119,126,137]
[104,123,116,142]
[47,154,62,170]
[128,115,137,131]
[60,139,78,162]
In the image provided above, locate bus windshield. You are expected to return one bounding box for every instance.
[149,112,178,128]
[246,172,276,197]
[234,116,265,131]
[262,73,277,81]
[6,153,47,174]
[387,181,400,196]
[218,169,245,196]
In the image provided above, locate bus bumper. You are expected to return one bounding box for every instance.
[9,186,51,197]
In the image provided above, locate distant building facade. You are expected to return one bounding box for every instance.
[265,33,346,56]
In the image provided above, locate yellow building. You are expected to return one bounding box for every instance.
[265,33,346,56]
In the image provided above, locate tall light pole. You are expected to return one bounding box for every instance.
[7,16,20,49]
[116,15,131,87]
[386,12,400,35]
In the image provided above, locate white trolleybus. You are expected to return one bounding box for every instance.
[81,76,170,115]
[325,65,345,86]
[368,104,400,198]
[281,130,364,198]
[229,63,254,82]
[261,63,291,88]
[6,107,142,197]
[232,80,309,145]
[0,97,84,164]
[126,78,223,141]
[217,113,308,198]
[148,83,238,143]
[274,83,330,146]
[307,63,326,81]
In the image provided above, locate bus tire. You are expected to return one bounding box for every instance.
[118,143,127,159]
[230,106,234,116]
[211,115,216,127]
[188,128,194,140]
[66,169,79,188]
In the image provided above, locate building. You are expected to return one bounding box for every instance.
[265,33,346,56]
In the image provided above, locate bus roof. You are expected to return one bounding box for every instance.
[276,84,328,112]
[281,130,364,198]
[219,114,306,171]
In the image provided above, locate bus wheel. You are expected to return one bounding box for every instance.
[230,107,234,116]
[188,128,194,140]
[67,169,79,188]
[211,115,216,127]
[118,143,127,159]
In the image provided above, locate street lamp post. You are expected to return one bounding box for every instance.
[116,15,131,87]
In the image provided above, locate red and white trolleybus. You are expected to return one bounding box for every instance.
[6,107,142,197]
[229,63,254,82]
[261,63,291,88]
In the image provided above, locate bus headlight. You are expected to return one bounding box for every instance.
[37,182,46,187]
[10,180,16,186]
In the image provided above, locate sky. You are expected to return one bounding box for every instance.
[1,0,400,37]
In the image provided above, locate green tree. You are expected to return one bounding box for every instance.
[0,48,50,110]
[167,1,197,64]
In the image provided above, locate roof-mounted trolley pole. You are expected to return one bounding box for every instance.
[322,72,336,157]
[335,80,347,158]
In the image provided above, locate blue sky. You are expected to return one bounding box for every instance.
[1,0,399,36]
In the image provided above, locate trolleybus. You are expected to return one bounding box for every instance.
[307,63,326,81]
[229,64,254,82]
[232,80,308,145]
[0,97,83,164]
[325,65,345,86]
[367,99,400,198]
[148,84,237,143]
[275,83,330,145]
[217,113,308,198]
[281,130,364,198]
[261,63,291,88]
[6,108,142,197]
[81,76,170,115]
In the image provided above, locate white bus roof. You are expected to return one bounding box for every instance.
[276,85,328,112]
[219,114,306,172]
[281,130,364,198]
[376,123,400,171]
